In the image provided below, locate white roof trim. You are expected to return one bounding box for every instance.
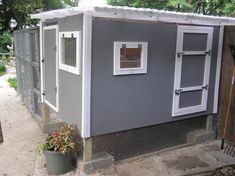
[30,5,235,26]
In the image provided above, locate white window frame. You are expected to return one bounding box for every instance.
[59,31,81,75]
[113,41,148,75]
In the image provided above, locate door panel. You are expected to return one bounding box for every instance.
[179,90,203,109]
[172,26,213,117]
[183,33,208,51]
[181,55,205,87]
[43,26,58,111]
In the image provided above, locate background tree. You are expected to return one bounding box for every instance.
[107,0,235,16]
[0,0,79,33]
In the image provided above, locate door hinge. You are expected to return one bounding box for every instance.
[205,49,211,56]
[175,88,183,95]
[41,57,45,63]
[202,84,208,90]
[54,86,57,93]
[177,52,185,57]
[53,45,57,51]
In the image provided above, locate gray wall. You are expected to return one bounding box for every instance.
[91,18,219,136]
[45,14,83,133]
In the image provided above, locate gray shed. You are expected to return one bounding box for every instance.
[30,0,235,162]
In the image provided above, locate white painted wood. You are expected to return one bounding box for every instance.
[213,26,224,113]
[43,25,59,112]
[81,13,92,138]
[172,25,213,117]
[39,20,44,102]
[30,5,235,26]
[58,31,81,75]
[113,41,148,75]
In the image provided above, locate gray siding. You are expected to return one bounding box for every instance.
[45,14,83,133]
[91,18,219,136]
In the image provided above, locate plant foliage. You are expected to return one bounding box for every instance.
[38,124,82,155]
[8,77,17,91]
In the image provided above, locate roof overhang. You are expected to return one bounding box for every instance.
[30,5,235,26]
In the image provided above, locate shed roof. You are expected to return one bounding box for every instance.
[30,5,235,26]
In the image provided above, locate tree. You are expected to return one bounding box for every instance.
[0,0,79,33]
[107,0,235,16]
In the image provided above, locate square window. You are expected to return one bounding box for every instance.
[59,31,81,75]
[114,42,148,75]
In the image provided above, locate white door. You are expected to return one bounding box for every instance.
[172,26,213,117]
[43,25,59,112]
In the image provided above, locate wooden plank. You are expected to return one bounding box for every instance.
[218,26,235,142]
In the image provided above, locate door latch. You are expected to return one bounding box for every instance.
[175,88,183,95]
[42,91,46,96]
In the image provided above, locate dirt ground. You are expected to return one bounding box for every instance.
[0,69,45,176]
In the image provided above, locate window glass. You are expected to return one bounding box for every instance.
[62,38,76,67]
[120,47,141,68]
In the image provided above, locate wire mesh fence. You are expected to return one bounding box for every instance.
[14,27,41,119]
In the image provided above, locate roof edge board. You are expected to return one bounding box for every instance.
[92,11,230,26]
[30,5,235,26]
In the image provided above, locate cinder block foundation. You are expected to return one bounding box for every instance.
[92,116,208,160]
[78,152,114,174]
[187,129,216,144]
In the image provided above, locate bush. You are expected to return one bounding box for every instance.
[0,65,6,76]
[8,77,17,91]
[0,65,6,72]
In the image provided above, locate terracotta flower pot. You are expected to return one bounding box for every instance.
[44,150,72,175]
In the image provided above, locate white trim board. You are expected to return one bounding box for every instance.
[213,25,224,113]
[81,13,92,138]
[42,25,59,112]
[39,20,44,102]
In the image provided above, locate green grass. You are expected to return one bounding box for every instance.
[8,77,17,91]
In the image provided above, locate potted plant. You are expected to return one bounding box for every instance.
[38,124,81,175]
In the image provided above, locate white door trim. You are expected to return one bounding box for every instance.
[172,25,213,117]
[213,25,224,113]
[42,25,59,112]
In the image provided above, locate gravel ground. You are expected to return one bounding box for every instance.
[0,68,46,176]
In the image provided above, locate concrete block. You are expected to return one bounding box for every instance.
[78,152,114,174]
[43,121,66,134]
[187,130,216,144]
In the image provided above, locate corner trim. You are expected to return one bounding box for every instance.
[213,25,224,113]
[82,13,92,138]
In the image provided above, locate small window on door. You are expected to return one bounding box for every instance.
[113,42,148,75]
[59,31,81,75]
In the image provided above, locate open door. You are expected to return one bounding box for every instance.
[43,25,58,112]
[172,26,213,117]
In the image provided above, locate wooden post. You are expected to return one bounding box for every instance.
[83,138,92,162]
[0,121,3,144]
[206,115,214,131]
[40,102,50,125]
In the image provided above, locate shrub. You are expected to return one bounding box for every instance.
[38,124,82,155]
[8,77,17,91]
[0,65,6,72]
